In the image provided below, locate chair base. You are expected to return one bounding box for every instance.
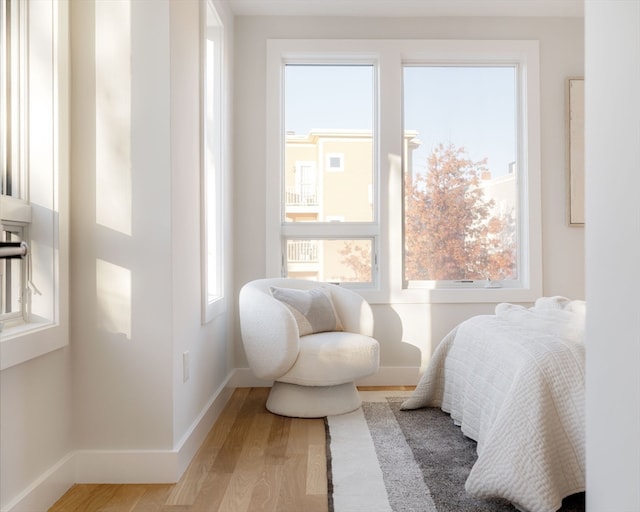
[266,381,362,418]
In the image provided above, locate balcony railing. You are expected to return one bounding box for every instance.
[287,240,318,263]
[285,186,318,206]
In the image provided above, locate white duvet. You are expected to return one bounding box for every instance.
[401,297,586,512]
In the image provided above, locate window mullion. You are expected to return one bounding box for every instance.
[378,47,403,299]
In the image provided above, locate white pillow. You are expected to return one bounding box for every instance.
[270,286,344,336]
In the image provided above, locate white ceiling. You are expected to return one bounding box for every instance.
[224,0,584,18]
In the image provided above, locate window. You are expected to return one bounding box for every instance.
[0,0,69,369]
[289,161,317,207]
[326,153,344,172]
[1,0,29,322]
[274,62,377,286]
[267,40,541,303]
[201,0,224,322]
[403,65,519,287]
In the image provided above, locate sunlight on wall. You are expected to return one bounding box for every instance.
[95,0,132,236]
[96,259,132,340]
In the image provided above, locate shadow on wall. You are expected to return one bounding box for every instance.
[371,304,422,369]
[371,302,499,381]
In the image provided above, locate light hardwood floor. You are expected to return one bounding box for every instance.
[50,386,411,512]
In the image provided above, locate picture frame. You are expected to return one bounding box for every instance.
[566,77,585,226]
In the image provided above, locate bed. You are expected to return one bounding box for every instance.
[401,296,586,512]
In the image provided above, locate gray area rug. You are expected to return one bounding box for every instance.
[327,396,586,512]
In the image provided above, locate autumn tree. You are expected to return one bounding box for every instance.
[404,143,516,281]
[338,142,516,282]
[483,208,517,281]
[338,241,372,282]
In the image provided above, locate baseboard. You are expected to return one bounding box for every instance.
[74,449,179,484]
[231,366,421,388]
[1,452,75,512]
[2,375,236,511]
[174,374,236,478]
[76,373,236,484]
[2,367,420,511]
[230,367,273,387]
[357,366,421,386]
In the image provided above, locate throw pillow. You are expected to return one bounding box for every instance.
[270,286,344,336]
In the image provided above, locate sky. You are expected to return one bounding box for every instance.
[404,66,516,177]
[285,65,373,133]
[285,64,517,178]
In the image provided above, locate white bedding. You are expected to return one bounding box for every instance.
[401,297,586,512]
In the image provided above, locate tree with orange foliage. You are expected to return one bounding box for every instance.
[404,143,516,281]
[338,241,372,282]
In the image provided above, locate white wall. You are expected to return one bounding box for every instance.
[585,2,640,510]
[0,350,73,511]
[69,0,235,485]
[71,0,175,453]
[169,0,236,461]
[233,15,585,377]
[1,0,236,506]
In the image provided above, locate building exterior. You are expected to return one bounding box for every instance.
[283,129,419,281]
[283,128,516,282]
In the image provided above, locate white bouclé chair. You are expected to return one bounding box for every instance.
[239,278,380,418]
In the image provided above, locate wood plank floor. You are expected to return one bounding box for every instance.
[50,386,411,512]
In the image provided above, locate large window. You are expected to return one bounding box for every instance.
[1,0,29,322]
[0,0,69,369]
[266,40,541,303]
[280,63,377,286]
[201,0,225,322]
[403,65,519,287]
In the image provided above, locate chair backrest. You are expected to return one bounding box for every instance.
[238,278,374,379]
[244,278,374,334]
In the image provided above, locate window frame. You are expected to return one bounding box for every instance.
[0,0,69,370]
[266,42,381,290]
[200,0,226,323]
[402,63,520,290]
[1,0,28,200]
[1,0,29,323]
[266,39,541,304]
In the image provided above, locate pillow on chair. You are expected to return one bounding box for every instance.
[270,286,344,336]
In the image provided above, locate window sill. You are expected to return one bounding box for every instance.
[358,284,543,305]
[203,296,226,324]
[0,317,68,371]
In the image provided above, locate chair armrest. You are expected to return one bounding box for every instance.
[239,283,300,380]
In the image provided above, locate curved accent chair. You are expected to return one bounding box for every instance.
[239,278,380,418]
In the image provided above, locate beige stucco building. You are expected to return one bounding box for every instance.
[284,129,420,281]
